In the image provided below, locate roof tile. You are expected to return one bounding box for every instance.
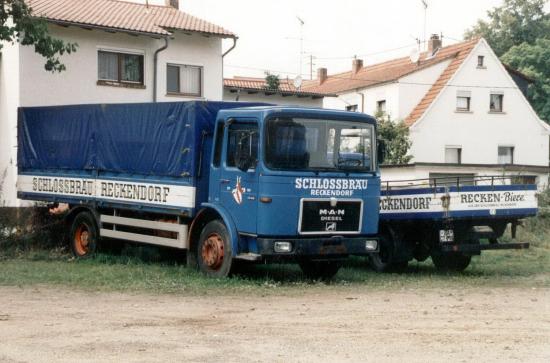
[26,0,235,37]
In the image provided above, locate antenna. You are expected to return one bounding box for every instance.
[421,0,428,51]
[409,48,420,64]
[296,16,305,77]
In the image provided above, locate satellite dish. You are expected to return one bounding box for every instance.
[409,48,420,63]
[293,75,303,89]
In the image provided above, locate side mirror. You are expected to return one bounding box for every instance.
[377,139,386,165]
[236,132,255,172]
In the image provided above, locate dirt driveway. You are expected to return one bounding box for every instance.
[0,286,548,362]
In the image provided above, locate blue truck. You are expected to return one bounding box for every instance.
[16,101,537,277]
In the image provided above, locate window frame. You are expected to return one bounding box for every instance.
[477,55,485,68]
[97,50,144,86]
[456,96,471,112]
[490,93,504,113]
[346,104,359,112]
[166,63,203,97]
[445,146,462,164]
[498,146,514,165]
[225,121,259,171]
[376,100,387,114]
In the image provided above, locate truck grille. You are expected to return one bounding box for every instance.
[299,199,362,234]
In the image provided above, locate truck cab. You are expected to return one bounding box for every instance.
[201,107,380,278]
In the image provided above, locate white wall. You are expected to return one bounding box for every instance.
[398,59,451,120]
[0,40,20,206]
[19,25,223,107]
[1,24,224,206]
[223,90,323,108]
[410,39,550,167]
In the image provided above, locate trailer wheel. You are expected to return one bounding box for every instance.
[431,253,471,272]
[299,259,341,280]
[69,212,98,259]
[197,220,233,278]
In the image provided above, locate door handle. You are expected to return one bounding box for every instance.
[220,179,230,184]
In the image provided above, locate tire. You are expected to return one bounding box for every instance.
[431,231,477,272]
[431,253,472,272]
[299,259,341,280]
[69,211,98,259]
[197,220,233,278]
[369,232,408,273]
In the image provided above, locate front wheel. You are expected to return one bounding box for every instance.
[197,220,234,278]
[299,259,341,280]
[69,211,98,259]
[369,231,408,273]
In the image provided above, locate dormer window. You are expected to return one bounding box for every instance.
[477,56,485,68]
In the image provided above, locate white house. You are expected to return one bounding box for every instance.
[303,36,550,187]
[223,76,333,108]
[0,0,235,207]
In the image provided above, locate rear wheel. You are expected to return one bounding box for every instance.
[70,211,98,259]
[369,232,408,273]
[299,259,341,280]
[431,253,472,272]
[431,232,478,272]
[197,220,233,278]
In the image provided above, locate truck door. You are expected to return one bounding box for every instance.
[219,120,259,234]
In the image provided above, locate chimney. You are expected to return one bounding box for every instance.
[317,67,328,85]
[166,0,179,8]
[428,34,442,55]
[352,58,363,74]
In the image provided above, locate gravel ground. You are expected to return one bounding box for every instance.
[0,286,548,362]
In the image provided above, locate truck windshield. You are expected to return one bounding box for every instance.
[265,117,375,172]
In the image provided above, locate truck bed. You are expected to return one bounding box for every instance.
[379,176,538,221]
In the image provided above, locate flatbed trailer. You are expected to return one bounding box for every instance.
[371,176,537,271]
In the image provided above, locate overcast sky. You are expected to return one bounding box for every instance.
[183,0,503,80]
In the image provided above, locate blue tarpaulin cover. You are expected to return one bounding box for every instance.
[18,101,264,178]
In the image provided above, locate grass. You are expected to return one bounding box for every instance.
[0,214,549,295]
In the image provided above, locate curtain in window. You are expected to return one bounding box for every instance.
[98,52,118,81]
[180,66,201,95]
[498,147,513,164]
[167,65,180,93]
[122,54,141,83]
[445,148,460,163]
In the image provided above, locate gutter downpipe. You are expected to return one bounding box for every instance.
[356,89,365,113]
[221,37,238,96]
[153,36,170,102]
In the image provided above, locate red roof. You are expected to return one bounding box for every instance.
[26,0,235,38]
[224,77,335,98]
[301,37,480,126]
[404,38,479,126]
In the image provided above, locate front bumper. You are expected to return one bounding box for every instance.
[256,236,379,259]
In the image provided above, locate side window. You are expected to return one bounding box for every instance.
[212,122,224,167]
[226,123,259,169]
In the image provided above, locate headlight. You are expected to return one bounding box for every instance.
[365,240,378,251]
[274,241,293,253]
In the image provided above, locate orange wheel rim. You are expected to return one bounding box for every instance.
[201,233,224,270]
[74,225,90,256]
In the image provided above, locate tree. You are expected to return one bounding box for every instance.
[465,0,550,122]
[502,39,550,122]
[375,111,412,165]
[264,72,280,90]
[464,0,550,57]
[1,0,77,72]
